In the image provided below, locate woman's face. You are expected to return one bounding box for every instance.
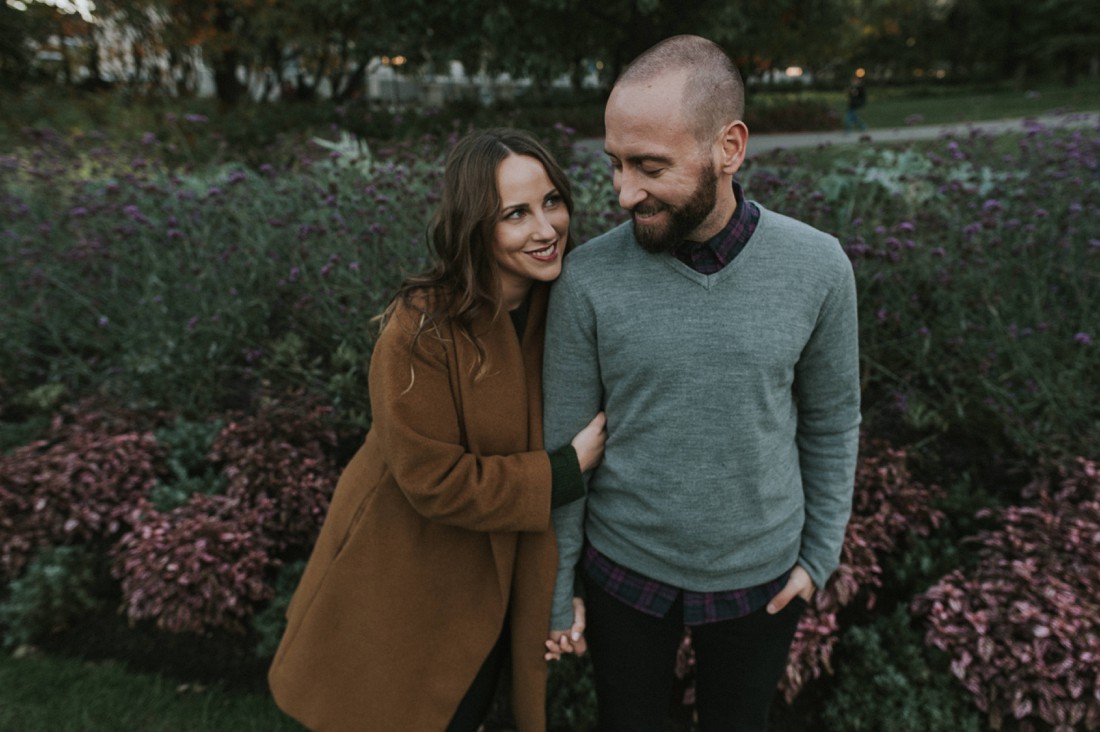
[490,154,569,310]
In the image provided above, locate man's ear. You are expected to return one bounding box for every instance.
[717,120,749,175]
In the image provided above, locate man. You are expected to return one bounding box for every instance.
[543,35,861,731]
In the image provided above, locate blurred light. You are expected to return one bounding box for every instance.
[914,68,925,77]
[855,68,866,78]
[381,56,390,65]
[785,66,803,77]
[596,61,605,70]
[906,37,916,47]
[935,69,947,79]
[393,56,407,66]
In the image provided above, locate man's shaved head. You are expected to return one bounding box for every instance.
[614,35,744,144]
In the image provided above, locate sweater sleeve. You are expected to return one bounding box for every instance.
[793,250,862,590]
[543,269,604,630]
[369,308,552,533]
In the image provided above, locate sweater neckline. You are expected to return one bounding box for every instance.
[658,207,769,289]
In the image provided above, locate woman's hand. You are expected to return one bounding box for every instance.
[571,412,607,472]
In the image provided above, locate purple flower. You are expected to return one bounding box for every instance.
[187,316,199,331]
[97,316,109,328]
[288,266,301,283]
[897,221,915,232]
[141,132,157,145]
[349,261,360,271]
[982,199,1003,213]
[184,114,209,124]
[1075,332,1093,346]
[228,170,247,185]
[70,206,89,217]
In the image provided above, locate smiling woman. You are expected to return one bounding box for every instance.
[267,128,607,732]
[491,154,569,310]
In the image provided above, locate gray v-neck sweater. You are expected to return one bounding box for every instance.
[543,205,861,629]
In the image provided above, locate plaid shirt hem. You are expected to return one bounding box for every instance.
[582,543,791,626]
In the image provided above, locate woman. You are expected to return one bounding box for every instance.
[268,128,605,732]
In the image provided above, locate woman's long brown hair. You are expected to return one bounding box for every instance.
[378,128,575,379]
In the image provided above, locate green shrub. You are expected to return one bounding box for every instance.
[150,417,227,511]
[821,607,983,732]
[0,545,103,648]
[250,559,306,659]
[547,653,597,732]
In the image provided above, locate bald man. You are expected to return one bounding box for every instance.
[543,36,861,731]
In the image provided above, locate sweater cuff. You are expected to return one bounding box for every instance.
[548,445,585,509]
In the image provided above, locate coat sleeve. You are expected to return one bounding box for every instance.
[369,308,552,533]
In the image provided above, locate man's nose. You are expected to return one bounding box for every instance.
[615,169,646,211]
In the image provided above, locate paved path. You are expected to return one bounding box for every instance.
[574,111,1099,160]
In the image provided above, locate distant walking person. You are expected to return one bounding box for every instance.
[845,75,868,132]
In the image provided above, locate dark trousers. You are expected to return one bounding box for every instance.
[445,622,509,732]
[583,573,806,732]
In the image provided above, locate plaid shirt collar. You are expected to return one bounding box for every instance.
[673,180,759,274]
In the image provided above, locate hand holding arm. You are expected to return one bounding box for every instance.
[571,412,606,472]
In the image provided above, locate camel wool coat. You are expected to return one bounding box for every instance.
[269,284,558,731]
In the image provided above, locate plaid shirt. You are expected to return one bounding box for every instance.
[583,181,787,625]
[673,180,760,274]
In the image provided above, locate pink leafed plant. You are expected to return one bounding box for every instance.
[913,457,1100,731]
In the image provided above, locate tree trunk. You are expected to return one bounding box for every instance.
[213,49,246,105]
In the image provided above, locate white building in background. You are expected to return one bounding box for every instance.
[26,5,601,107]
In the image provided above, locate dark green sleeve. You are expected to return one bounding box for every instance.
[548,444,585,509]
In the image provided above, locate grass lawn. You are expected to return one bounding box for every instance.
[0,650,306,732]
[855,77,1100,127]
[749,76,1100,130]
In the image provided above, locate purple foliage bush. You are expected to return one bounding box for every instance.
[913,457,1100,731]
[780,435,945,700]
[112,493,277,634]
[111,391,338,635]
[0,391,339,638]
[0,407,160,580]
[207,393,338,552]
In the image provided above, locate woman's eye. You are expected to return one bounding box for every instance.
[545,195,562,207]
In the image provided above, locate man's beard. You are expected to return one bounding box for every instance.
[632,164,719,254]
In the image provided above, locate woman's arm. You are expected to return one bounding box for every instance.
[369,310,551,533]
